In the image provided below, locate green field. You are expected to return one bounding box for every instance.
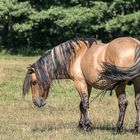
[0,54,140,140]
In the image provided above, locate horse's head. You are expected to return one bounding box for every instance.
[23,65,50,108]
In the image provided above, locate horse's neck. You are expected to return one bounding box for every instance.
[51,68,70,80]
[48,60,70,80]
[50,40,89,80]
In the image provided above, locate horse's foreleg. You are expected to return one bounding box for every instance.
[114,83,128,134]
[79,93,93,131]
[133,78,140,133]
[75,81,93,131]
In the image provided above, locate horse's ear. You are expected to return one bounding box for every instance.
[27,65,35,74]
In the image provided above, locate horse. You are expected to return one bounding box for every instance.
[23,37,140,134]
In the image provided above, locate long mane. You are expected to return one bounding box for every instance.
[22,38,95,95]
[22,71,31,96]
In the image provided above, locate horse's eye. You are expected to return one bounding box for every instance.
[32,81,37,85]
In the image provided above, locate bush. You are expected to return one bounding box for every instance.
[0,0,140,55]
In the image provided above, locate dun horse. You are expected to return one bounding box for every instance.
[23,37,140,133]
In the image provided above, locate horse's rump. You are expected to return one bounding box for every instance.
[99,43,140,90]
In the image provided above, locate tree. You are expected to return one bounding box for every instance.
[0,0,140,54]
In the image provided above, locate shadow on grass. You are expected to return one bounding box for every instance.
[32,121,135,134]
[93,125,135,134]
[32,121,76,133]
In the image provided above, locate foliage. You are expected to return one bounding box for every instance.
[0,0,140,54]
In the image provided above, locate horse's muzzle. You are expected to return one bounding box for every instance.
[33,97,46,108]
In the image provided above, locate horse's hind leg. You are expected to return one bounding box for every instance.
[75,81,93,131]
[133,77,140,133]
[114,82,128,134]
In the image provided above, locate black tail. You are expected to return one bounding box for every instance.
[100,46,140,90]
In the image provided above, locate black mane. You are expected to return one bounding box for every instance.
[31,38,95,90]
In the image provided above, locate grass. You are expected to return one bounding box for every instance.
[0,54,140,140]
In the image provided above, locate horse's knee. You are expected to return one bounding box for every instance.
[119,98,128,106]
[80,100,89,112]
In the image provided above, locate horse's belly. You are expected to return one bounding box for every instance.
[81,67,108,89]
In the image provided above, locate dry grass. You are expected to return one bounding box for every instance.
[0,54,140,140]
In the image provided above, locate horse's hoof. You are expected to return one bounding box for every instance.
[78,122,93,132]
[78,120,85,128]
[84,122,93,132]
[77,123,84,130]
[84,126,93,132]
[132,126,140,134]
[113,127,123,135]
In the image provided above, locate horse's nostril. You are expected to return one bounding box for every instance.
[33,98,46,108]
[33,101,38,107]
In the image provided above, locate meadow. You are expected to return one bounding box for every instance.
[0,54,140,140]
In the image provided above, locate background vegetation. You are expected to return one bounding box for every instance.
[0,0,140,55]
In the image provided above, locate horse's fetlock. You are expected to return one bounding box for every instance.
[134,124,140,133]
[114,123,123,134]
[116,123,122,128]
[85,120,92,126]
[78,121,84,128]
